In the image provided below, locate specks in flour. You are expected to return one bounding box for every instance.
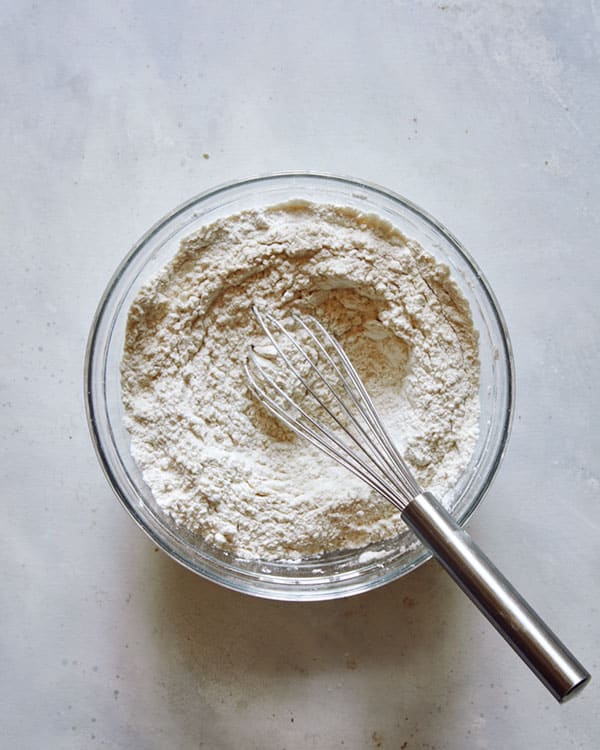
[121,201,479,561]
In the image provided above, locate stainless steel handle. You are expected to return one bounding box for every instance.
[402,492,591,703]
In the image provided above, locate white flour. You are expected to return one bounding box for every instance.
[121,201,479,561]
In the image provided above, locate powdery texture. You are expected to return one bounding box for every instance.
[121,201,479,561]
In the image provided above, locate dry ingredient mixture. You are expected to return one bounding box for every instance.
[121,201,480,561]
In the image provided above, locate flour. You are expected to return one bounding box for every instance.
[121,201,480,561]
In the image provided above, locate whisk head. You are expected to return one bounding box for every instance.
[245,307,422,511]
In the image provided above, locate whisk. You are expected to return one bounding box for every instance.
[245,307,590,702]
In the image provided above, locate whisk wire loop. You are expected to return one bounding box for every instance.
[243,354,403,507]
[260,311,414,500]
[247,307,421,507]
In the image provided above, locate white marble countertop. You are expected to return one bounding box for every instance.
[2,2,599,747]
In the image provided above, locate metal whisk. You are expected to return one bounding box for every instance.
[245,307,590,703]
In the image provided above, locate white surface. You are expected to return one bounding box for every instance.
[2,1,599,748]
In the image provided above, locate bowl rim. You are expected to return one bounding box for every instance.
[84,171,515,600]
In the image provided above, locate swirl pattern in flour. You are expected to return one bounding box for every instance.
[121,201,479,561]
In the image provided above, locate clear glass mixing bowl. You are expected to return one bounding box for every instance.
[85,173,514,601]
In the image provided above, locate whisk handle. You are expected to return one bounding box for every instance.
[402,492,590,703]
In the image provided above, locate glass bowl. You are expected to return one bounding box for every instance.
[85,173,514,601]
